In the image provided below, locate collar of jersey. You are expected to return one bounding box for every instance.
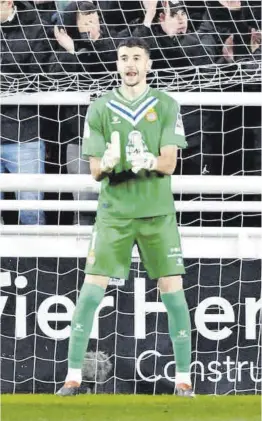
[107,95,158,126]
[113,86,150,105]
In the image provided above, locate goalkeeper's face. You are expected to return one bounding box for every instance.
[0,0,13,22]
[117,47,151,87]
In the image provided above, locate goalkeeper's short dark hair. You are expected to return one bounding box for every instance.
[117,37,150,57]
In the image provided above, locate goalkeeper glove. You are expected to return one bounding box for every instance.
[100,132,120,173]
[131,152,157,174]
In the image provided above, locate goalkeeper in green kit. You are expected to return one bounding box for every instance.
[57,37,194,398]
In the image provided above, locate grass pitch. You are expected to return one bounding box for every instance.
[1,395,261,421]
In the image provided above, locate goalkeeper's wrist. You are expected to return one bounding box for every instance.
[100,159,113,174]
[149,156,158,171]
[100,165,113,174]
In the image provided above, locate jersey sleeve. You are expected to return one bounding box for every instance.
[82,101,106,159]
[160,99,187,149]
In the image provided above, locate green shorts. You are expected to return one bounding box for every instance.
[85,213,185,280]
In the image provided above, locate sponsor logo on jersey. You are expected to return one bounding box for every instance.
[145,108,157,122]
[111,116,121,125]
[126,131,148,162]
[170,247,181,254]
[167,247,182,258]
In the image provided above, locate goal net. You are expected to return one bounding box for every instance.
[0,0,262,395]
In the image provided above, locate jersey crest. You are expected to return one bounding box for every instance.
[145,108,157,122]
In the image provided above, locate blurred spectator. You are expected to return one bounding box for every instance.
[218,26,261,176]
[96,0,205,34]
[95,1,144,34]
[56,0,71,10]
[0,0,76,225]
[201,3,261,176]
[242,0,261,31]
[33,1,71,13]
[222,20,261,63]
[195,0,261,175]
[30,0,58,24]
[202,1,250,62]
[127,1,246,69]
[31,1,95,25]
[34,0,70,12]
[33,0,96,24]
[54,1,117,73]
[182,0,206,31]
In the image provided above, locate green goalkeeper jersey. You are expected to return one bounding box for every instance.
[82,86,187,219]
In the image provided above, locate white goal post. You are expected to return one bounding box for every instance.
[0,174,261,214]
[1,174,261,194]
[1,91,262,106]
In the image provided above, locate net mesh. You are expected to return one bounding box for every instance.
[1,257,262,394]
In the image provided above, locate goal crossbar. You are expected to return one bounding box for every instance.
[0,200,261,213]
[1,174,261,194]
[0,226,261,259]
[0,225,261,237]
[1,91,262,106]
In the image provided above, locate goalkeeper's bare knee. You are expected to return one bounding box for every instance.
[158,275,183,293]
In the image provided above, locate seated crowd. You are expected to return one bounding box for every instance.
[0,0,261,225]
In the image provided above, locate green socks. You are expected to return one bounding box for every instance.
[67,284,191,381]
[68,283,105,369]
[161,290,191,373]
